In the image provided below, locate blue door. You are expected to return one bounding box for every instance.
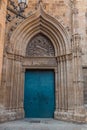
[24,70,55,118]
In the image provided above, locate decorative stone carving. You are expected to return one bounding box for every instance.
[71,33,82,54]
[26,33,55,57]
[35,0,46,10]
[23,57,57,67]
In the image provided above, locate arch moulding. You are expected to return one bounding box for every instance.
[9,3,71,56]
[0,2,86,123]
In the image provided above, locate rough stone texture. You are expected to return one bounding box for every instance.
[0,0,7,83]
[0,0,7,112]
[26,33,55,56]
[0,0,87,123]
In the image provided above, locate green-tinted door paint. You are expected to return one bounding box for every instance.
[24,70,55,118]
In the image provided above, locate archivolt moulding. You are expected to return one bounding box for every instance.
[9,2,71,57]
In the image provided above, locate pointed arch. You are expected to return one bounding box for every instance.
[9,3,71,56]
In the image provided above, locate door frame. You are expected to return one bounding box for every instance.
[23,66,58,118]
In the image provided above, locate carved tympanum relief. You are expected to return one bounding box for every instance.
[26,33,55,57]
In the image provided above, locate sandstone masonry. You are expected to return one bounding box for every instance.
[0,0,87,123]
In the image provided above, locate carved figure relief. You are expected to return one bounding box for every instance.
[26,33,55,57]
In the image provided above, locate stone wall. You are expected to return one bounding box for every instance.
[0,0,7,108]
[0,0,7,85]
[6,0,87,61]
[0,0,87,123]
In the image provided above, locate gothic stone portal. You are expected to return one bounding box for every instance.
[0,2,85,122]
[3,32,70,121]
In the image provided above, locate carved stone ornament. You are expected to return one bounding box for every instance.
[26,33,55,57]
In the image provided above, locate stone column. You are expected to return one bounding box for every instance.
[66,54,73,112]
[70,0,85,122]
[54,67,59,117]
[72,33,85,122]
